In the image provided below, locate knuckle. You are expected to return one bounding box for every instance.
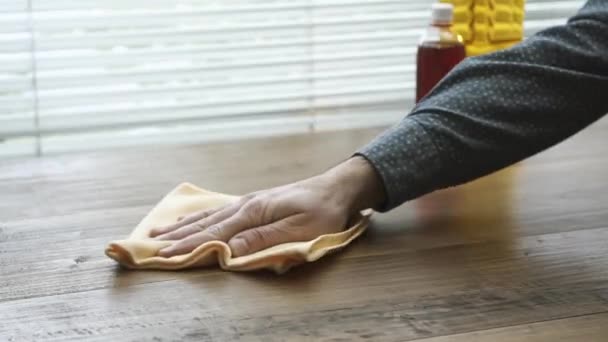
[200,209,215,218]
[242,193,256,202]
[187,212,204,223]
[238,201,267,225]
[236,195,253,207]
[205,224,223,238]
[242,198,264,216]
[246,228,269,245]
[191,222,207,233]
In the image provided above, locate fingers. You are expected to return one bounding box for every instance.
[149,206,224,237]
[157,207,255,257]
[153,203,240,241]
[228,215,306,257]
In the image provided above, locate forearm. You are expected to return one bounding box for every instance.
[357,0,608,211]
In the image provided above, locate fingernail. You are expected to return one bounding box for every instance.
[228,238,247,257]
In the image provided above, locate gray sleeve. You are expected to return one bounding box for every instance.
[357,0,608,211]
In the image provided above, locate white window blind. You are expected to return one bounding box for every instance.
[0,0,585,157]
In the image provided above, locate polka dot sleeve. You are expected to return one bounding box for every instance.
[357,0,608,212]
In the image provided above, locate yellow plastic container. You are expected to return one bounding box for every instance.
[440,0,525,56]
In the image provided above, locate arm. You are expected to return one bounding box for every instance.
[358,0,608,210]
[152,0,608,257]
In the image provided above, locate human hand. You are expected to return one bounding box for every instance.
[149,157,385,258]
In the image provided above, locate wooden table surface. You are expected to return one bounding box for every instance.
[1,117,608,342]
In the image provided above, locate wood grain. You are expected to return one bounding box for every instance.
[1,117,608,341]
[414,313,608,342]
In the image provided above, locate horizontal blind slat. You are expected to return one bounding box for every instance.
[31,12,428,31]
[40,114,313,155]
[35,30,421,69]
[40,80,414,119]
[35,47,416,88]
[0,0,585,156]
[37,64,415,108]
[0,112,37,135]
[33,0,422,13]
[0,6,34,145]
[39,101,312,133]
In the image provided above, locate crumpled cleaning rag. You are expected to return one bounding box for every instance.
[105,183,371,274]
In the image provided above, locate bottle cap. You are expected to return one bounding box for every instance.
[431,3,454,24]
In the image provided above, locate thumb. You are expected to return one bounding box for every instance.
[228,219,300,257]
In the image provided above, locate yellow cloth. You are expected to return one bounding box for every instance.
[105,183,371,274]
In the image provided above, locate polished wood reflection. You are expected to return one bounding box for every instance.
[1,117,608,341]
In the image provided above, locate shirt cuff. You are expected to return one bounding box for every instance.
[355,116,443,212]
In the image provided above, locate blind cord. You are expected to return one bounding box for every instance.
[26,0,42,157]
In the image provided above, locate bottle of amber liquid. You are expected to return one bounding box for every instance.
[414,3,466,224]
[416,3,466,103]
